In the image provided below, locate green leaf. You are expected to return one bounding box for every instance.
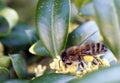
[0,23,38,52]
[36,0,70,56]
[0,56,11,68]
[114,0,120,24]
[10,54,28,79]
[30,73,75,83]
[0,5,19,37]
[29,40,49,56]
[0,67,10,83]
[66,21,100,48]
[80,3,94,16]
[0,6,19,28]
[93,0,120,59]
[3,80,29,83]
[68,65,120,83]
[0,16,10,37]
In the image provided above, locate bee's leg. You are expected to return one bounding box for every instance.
[92,58,99,65]
[95,57,103,65]
[78,56,86,70]
[64,62,72,68]
[65,64,67,68]
[59,59,67,68]
[58,59,61,69]
[78,61,86,70]
[77,56,84,70]
[93,57,103,65]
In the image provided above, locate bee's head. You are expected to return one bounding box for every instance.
[61,51,67,63]
[61,51,72,65]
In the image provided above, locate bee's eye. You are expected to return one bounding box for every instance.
[61,51,67,62]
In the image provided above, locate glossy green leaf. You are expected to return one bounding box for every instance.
[80,3,94,16]
[114,0,120,27]
[68,65,120,83]
[3,80,29,83]
[0,56,11,68]
[0,67,10,83]
[10,54,28,79]
[66,21,100,48]
[0,16,10,37]
[30,73,75,83]
[0,5,19,37]
[0,5,19,28]
[29,40,49,56]
[36,0,70,56]
[0,23,38,52]
[93,0,120,59]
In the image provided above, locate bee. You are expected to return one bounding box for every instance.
[61,42,107,69]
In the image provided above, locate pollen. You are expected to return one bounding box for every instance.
[49,55,110,77]
[34,64,46,77]
[101,58,110,67]
[83,55,94,62]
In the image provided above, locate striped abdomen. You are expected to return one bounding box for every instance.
[80,42,107,56]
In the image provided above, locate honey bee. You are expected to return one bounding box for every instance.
[61,42,107,68]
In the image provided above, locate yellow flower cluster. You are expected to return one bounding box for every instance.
[49,55,110,77]
[34,65,46,77]
[34,54,110,77]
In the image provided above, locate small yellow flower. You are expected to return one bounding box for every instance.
[34,64,46,77]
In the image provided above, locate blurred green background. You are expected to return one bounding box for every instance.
[1,0,38,27]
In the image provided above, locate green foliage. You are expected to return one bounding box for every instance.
[0,67,10,83]
[80,0,120,59]
[29,40,49,56]
[66,21,100,48]
[93,0,120,59]
[67,65,120,83]
[0,23,38,52]
[3,80,29,83]
[0,0,120,83]
[0,5,19,37]
[10,54,28,79]
[80,3,94,16]
[36,0,70,57]
[0,56,11,68]
[30,73,75,83]
[0,16,9,36]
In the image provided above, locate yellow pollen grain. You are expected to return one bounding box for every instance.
[34,65,46,77]
[83,55,94,62]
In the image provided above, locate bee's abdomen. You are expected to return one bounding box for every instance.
[91,43,107,55]
[81,43,107,56]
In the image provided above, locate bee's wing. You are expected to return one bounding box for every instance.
[78,31,100,47]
